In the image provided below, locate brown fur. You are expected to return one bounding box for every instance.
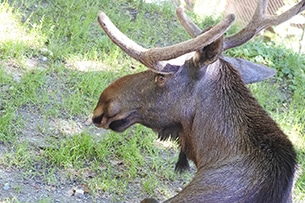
[92,36,296,203]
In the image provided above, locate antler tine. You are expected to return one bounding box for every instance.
[176,7,202,38]
[98,12,147,63]
[254,0,268,17]
[98,11,235,72]
[224,0,305,51]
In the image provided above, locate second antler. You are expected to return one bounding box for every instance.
[176,0,305,50]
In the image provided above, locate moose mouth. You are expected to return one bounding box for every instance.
[92,111,138,132]
[109,118,132,132]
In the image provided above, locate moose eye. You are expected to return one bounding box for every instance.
[155,74,166,85]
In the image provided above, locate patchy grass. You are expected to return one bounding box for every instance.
[0,0,304,202]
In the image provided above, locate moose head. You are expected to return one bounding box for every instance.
[93,1,305,202]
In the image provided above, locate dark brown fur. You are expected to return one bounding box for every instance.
[93,36,296,202]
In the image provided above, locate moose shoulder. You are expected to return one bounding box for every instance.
[93,1,304,202]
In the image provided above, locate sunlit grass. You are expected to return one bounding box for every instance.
[0,1,45,61]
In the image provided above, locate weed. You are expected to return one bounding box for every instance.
[142,174,159,195]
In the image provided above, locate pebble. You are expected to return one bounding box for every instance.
[3,182,10,190]
[41,56,48,62]
[74,187,85,197]
[175,187,182,192]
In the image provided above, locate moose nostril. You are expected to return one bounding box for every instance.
[92,114,103,125]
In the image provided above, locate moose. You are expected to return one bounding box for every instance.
[92,0,305,202]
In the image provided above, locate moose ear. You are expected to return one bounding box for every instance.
[192,36,224,68]
[223,57,276,84]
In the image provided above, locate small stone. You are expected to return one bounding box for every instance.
[175,187,182,193]
[41,56,48,62]
[74,185,85,197]
[3,183,10,190]
[70,185,88,197]
[74,189,84,197]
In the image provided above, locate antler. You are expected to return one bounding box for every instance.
[176,7,202,38]
[98,12,235,72]
[224,0,305,50]
[176,0,305,50]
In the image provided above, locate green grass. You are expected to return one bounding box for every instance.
[0,0,304,202]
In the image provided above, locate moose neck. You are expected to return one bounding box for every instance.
[181,58,261,168]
